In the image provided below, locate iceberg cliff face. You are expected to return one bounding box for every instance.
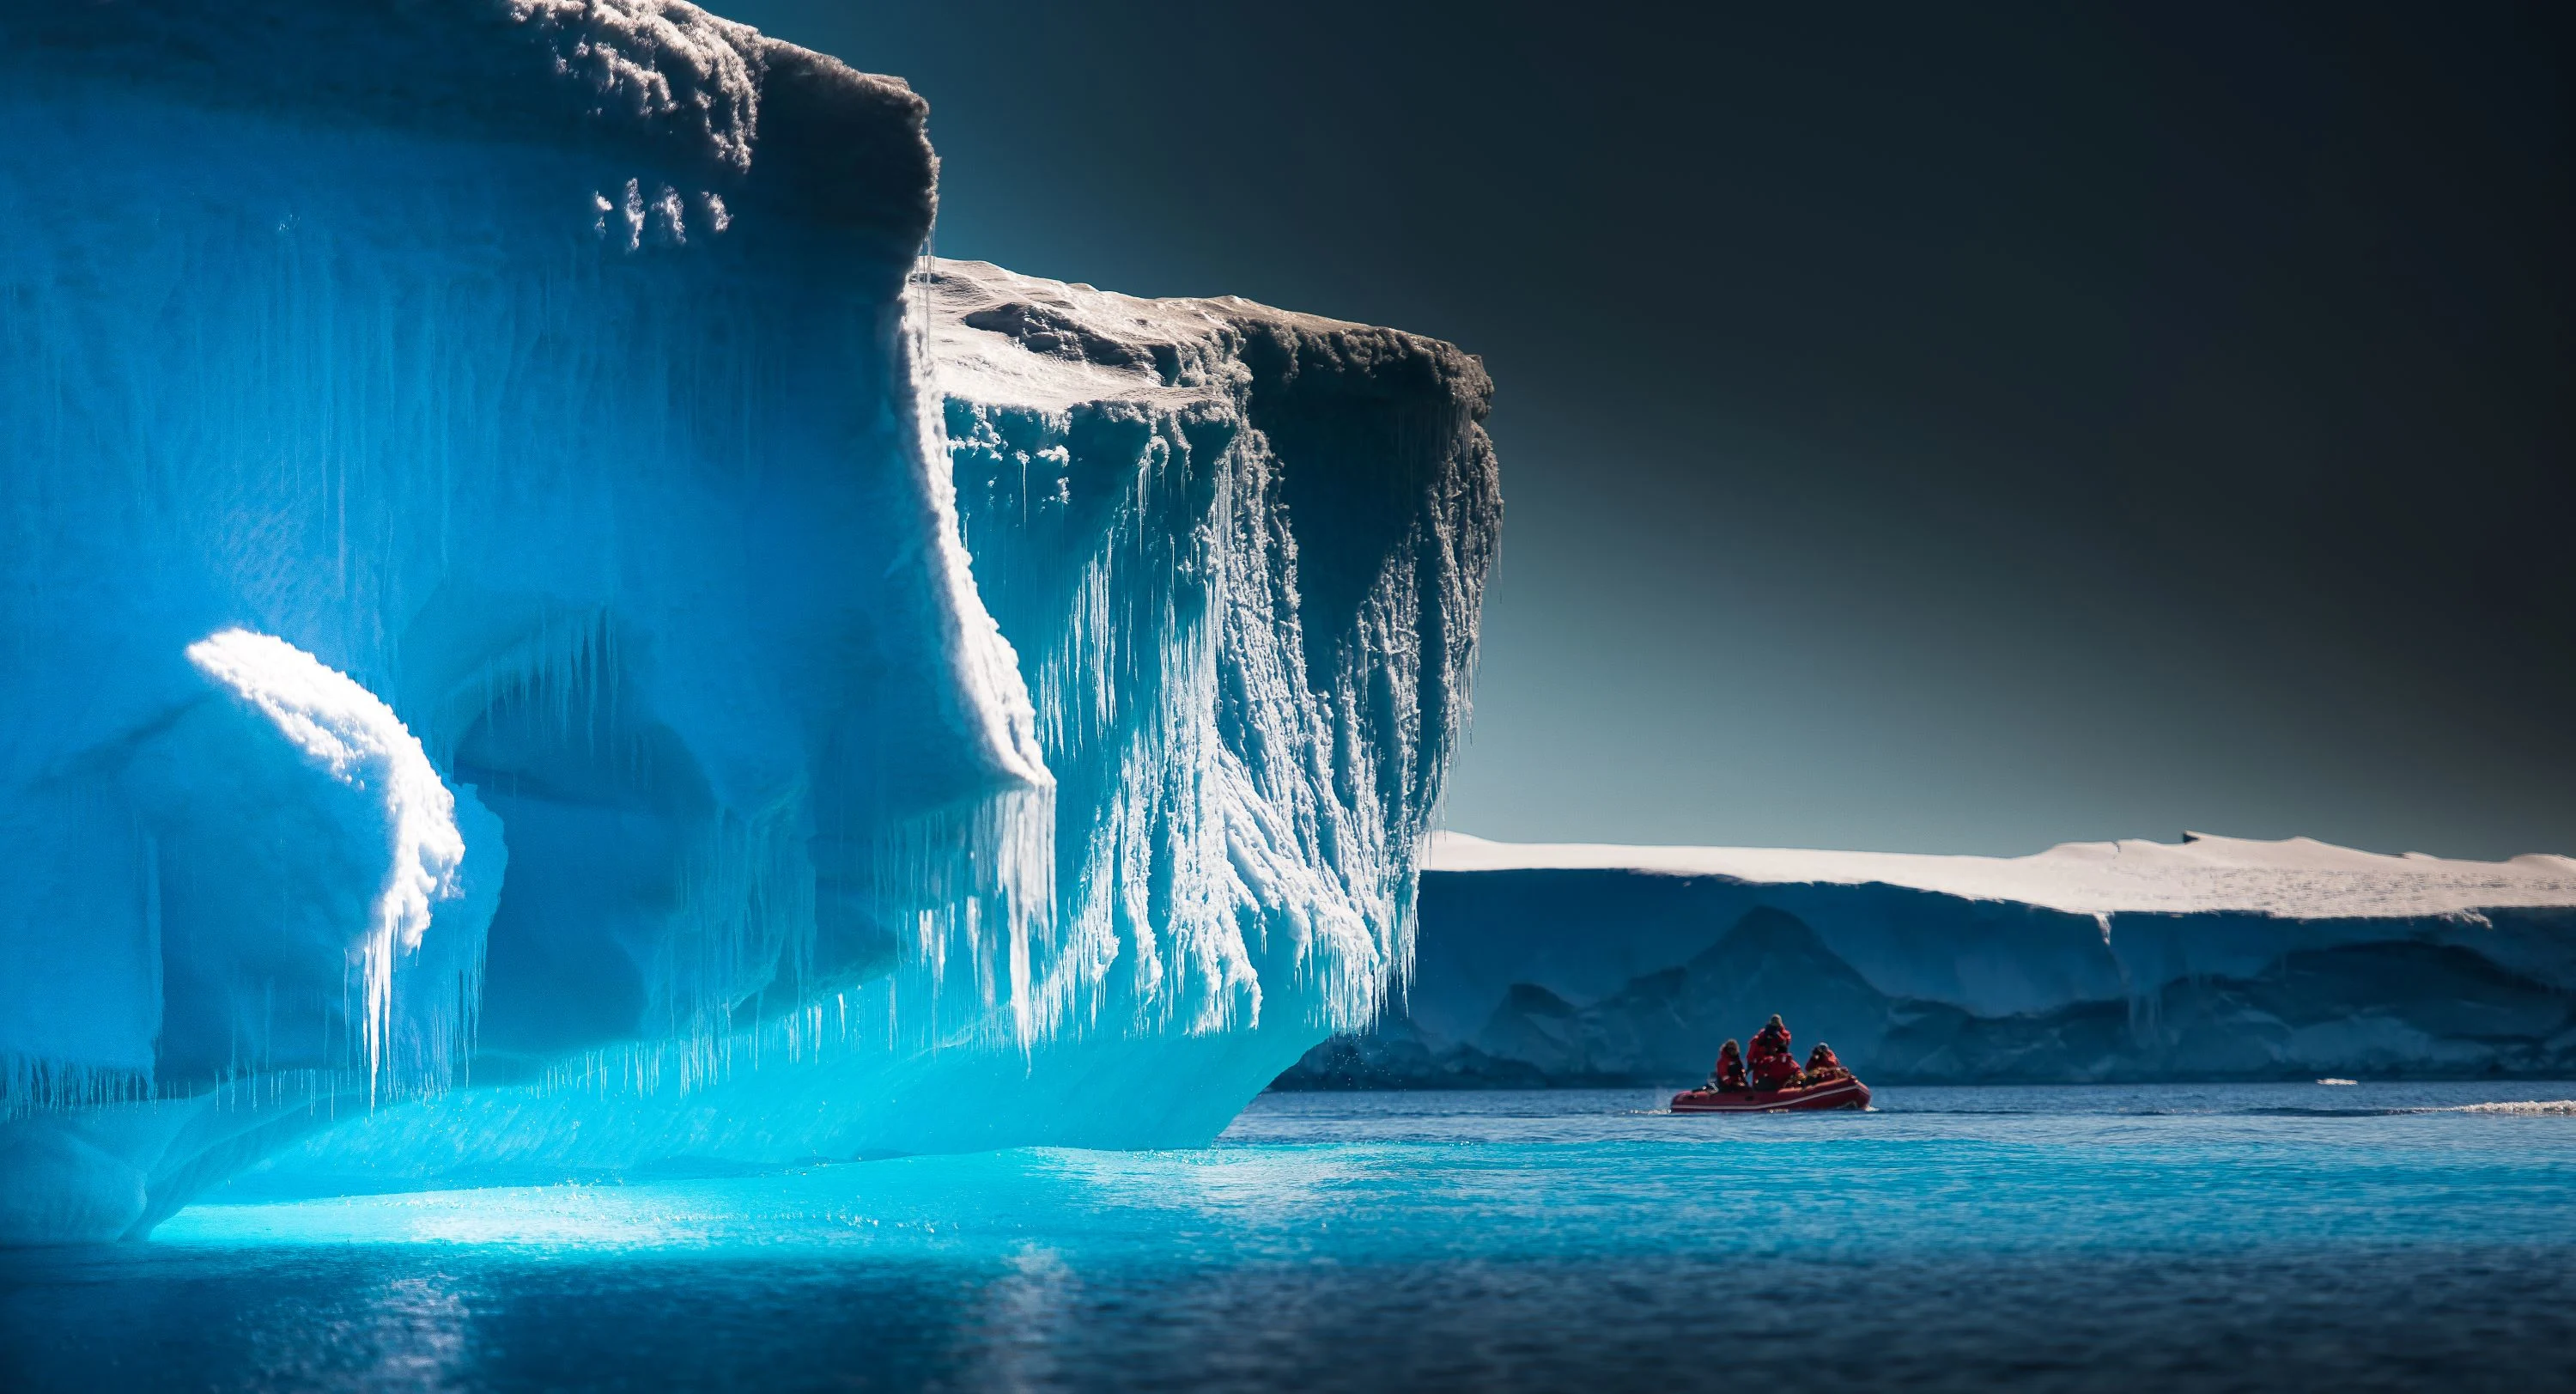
[1278,834,2576,1089]
[933,261,1496,1045]
[0,2,1498,1241]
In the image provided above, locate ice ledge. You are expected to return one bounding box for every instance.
[926,259,1494,419]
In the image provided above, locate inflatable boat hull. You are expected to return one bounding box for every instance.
[1670,1077,1871,1113]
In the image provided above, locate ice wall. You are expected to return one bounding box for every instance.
[191,263,1498,1206]
[1278,835,2576,1087]
[0,3,1498,1239]
[933,261,1496,1044]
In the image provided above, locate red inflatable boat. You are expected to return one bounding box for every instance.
[1670,1075,1871,1113]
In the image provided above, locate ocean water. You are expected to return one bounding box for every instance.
[5,1082,2573,1392]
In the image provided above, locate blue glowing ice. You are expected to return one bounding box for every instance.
[0,1,1498,1242]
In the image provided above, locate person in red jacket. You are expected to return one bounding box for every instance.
[1708,1038,1749,1092]
[1803,1043,1850,1083]
[1747,1014,1803,1089]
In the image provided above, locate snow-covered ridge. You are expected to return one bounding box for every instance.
[1428,831,2576,919]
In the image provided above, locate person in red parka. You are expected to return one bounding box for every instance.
[1747,1014,1803,1089]
[1708,1038,1748,1092]
[1803,1042,1849,1083]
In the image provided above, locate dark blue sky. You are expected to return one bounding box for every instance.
[732,1,2573,858]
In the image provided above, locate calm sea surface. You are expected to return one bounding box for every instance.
[5,1082,2573,1391]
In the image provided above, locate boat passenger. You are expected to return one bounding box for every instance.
[1803,1043,1849,1083]
[1747,1014,1803,1089]
[1709,1039,1748,1092]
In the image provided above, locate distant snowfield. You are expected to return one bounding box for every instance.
[1426,831,2576,919]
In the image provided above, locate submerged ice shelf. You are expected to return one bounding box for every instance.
[1279,833,2576,1089]
[0,1,1498,1242]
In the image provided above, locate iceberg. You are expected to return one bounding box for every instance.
[1277,833,2576,1088]
[0,2,1498,1241]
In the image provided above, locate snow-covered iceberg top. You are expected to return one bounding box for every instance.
[1427,831,2576,919]
[925,259,1494,416]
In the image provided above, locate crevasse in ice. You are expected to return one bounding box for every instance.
[0,1,1499,1241]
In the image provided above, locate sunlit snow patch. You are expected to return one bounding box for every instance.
[182,629,483,1099]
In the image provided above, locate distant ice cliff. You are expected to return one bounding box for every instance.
[1278,833,2576,1089]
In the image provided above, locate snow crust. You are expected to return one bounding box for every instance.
[1427,831,2576,919]
[504,0,764,172]
[0,7,1497,1239]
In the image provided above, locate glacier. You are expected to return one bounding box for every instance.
[0,1,1498,1242]
[1278,833,2576,1089]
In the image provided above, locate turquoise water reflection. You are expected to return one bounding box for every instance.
[6,1083,2573,1391]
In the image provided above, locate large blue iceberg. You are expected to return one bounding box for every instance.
[0,1,1499,1242]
